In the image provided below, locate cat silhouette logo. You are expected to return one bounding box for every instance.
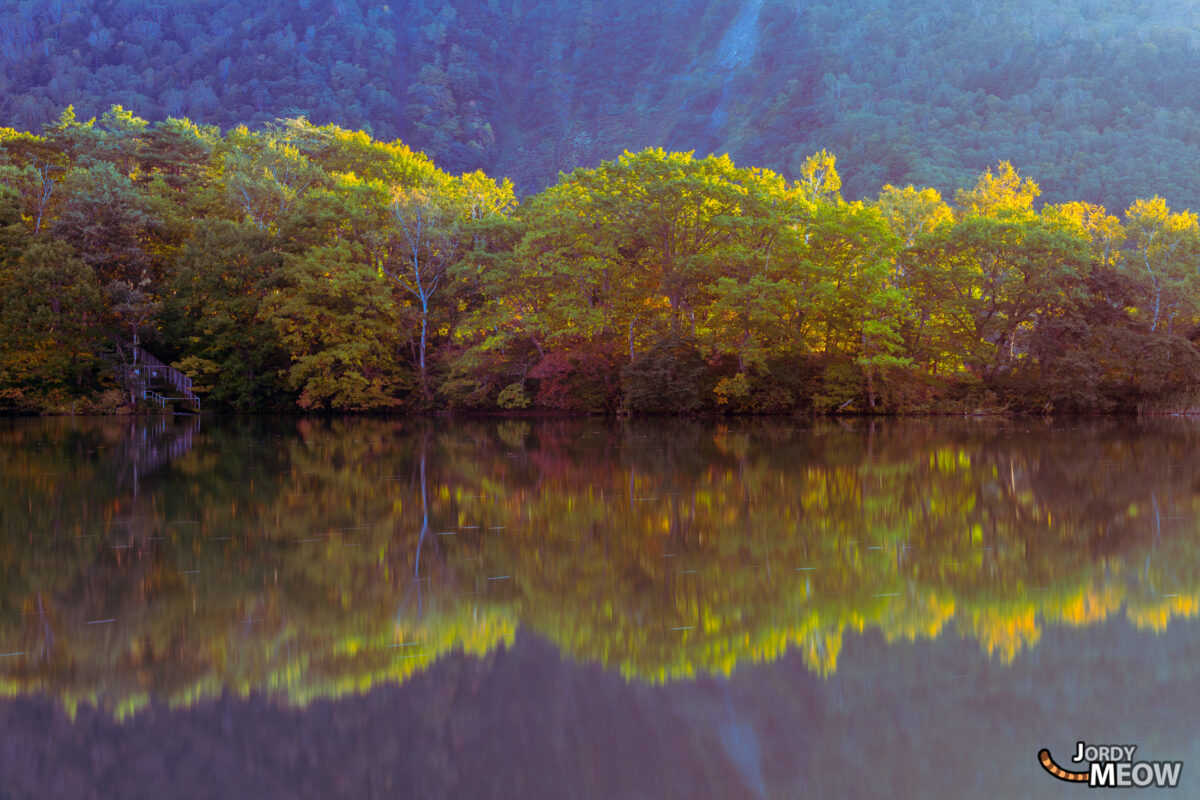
[1039,742,1183,789]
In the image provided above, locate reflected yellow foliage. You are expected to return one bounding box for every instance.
[958,606,1041,663]
[0,598,517,720]
[880,592,956,643]
[1044,584,1124,627]
[1125,594,1200,633]
[3,417,1200,715]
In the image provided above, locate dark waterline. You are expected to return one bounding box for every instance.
[1,416,1197,798]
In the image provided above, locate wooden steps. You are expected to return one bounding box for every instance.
[116,345,201,412]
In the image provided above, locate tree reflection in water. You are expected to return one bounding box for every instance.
[1,415,1198,716]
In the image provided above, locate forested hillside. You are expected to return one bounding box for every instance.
[3,109,1200,415]
[4,0,1200,209]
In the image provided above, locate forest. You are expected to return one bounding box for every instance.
[5,0,1200,211]
[3,107,1200,415]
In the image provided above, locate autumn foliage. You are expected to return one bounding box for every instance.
[3,110,1200,413]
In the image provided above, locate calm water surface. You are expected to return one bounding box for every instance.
[1,416,1198,798]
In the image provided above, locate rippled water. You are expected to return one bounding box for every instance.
[1,416,1197,798]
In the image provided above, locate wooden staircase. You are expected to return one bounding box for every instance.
[117,345,201,412]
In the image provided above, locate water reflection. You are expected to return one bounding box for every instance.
[1,416,1199,717]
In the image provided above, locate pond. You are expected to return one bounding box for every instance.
[0,416,1196,798]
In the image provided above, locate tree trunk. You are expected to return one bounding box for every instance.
[419,308,429,401]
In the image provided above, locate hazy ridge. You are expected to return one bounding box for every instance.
[4,0,1200,208]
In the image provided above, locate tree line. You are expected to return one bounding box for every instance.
[2,107,1200,414]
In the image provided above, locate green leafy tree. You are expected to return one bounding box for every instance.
[1121,197,1200,335]
[270,242,412,410]
[0,239,102,409]
[699,167,816,409]
[0,129,68,234]
[954,160,1040,219]
[162,220,290,409]
[219,126,326,232]
[805,201,907,410]
[906,216,1088,384]
[381,170,513,403]
[139,117,218,192]
[53,161,159,287]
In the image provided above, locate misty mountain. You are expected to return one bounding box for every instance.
[3,0,1200,208]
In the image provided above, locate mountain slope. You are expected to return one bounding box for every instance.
[3,0,1200,209]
